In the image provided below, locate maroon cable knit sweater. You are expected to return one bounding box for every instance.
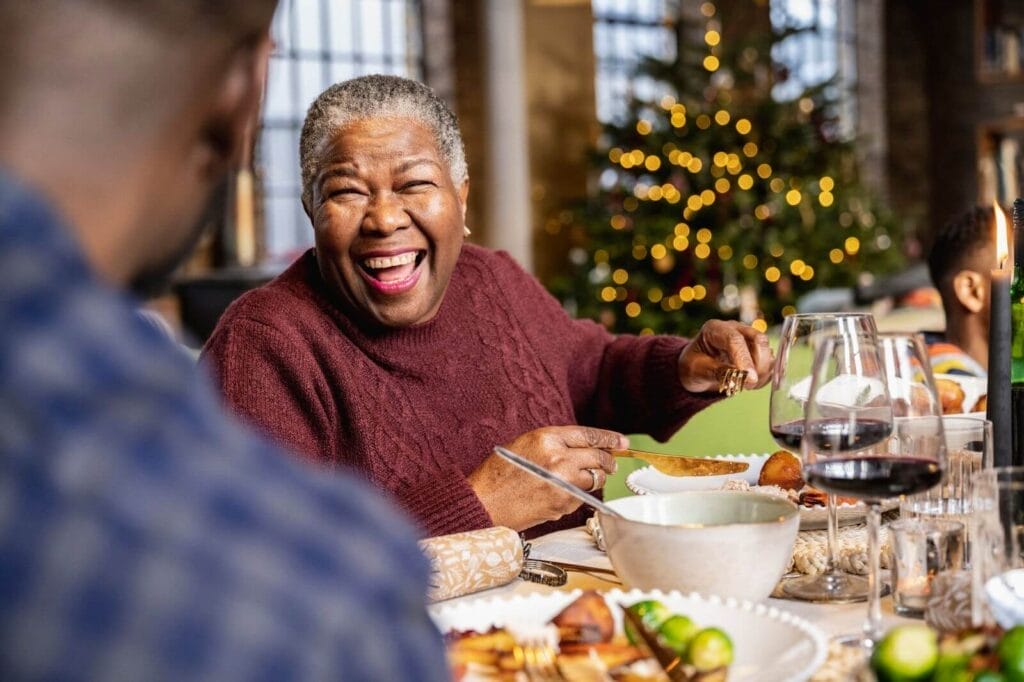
[202,246,720,537]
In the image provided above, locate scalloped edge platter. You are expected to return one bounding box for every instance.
[625,453,897,529]
[431,588,827,682]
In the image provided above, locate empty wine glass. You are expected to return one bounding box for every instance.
[805,332,945,650]
[770,312,878,602]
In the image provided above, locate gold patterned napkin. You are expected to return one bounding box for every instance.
[419,526,525,602]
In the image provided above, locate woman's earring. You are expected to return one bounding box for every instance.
[464,225,472,237]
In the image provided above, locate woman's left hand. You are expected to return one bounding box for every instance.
[677,319,774,393]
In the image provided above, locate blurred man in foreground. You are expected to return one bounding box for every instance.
[925,206,996,378]
[0,2,447,679]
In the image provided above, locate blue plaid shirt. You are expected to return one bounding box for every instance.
[0,171,449,681]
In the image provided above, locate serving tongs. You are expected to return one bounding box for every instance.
[620,606,689,681]
[611,449,749,477]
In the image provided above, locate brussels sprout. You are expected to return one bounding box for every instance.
[999,626,1024,682]
[974,671,1006,682]
[624,600,671,645]
[686,627,734,673]
[657,615,700,655]
[870,624,938,681]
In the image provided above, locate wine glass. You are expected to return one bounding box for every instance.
[770,312,878,602]
[805,332,945,649]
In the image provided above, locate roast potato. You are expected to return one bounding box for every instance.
[758,451,805,491]
[935,378,965,415]
[552,589,615,644]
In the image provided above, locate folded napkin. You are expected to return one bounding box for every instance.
[791,524,891,576]
[419,526,525,602]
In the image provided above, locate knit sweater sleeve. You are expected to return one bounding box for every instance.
[395,473,494,537]
[201,318,337,467]
[203,315,495,537]
[490,251,722,441]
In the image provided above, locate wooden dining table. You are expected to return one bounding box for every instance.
[434,524,917,648]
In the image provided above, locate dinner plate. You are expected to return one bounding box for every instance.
[625,454,896,529]
[432,588,828,682]
[624,453,767,493]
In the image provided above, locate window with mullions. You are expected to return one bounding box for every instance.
[260,0,424,262]
[592,0,677,124]
[770,0,849,101]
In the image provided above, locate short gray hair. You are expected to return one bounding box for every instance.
[299,75,467,208]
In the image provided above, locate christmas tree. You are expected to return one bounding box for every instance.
[551,1,906,337]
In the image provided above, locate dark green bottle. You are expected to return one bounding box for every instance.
[1012,200,1024,462]
[1014,199,1024,384]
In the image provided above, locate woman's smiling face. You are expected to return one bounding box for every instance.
[309,117,468,328]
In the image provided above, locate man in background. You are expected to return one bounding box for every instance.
[925,205,996,378]
[0,2,447,679]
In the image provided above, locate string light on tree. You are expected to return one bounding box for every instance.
[552,1,905,335]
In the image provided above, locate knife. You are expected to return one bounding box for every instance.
[620,606,689,681]
[611,449,750,477]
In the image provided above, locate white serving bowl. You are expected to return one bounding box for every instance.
[985,569,1024,629]
[598,490,799,601]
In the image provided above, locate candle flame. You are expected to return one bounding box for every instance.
[995,205,1009,267]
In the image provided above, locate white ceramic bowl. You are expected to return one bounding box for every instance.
[985,569,1024,629]
[598,491,800,601]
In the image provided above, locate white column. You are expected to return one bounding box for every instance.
[483,0,533,272]
[853,0,888,202]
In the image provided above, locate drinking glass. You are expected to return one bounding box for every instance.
[971,467,1024,628]
[902,416,992,557]
[770,312,878,602]
[804,332,946,649]
[888,518,965,618]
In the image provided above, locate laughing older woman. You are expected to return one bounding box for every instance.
[202,75,772,538]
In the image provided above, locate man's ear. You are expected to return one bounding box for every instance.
[198,34,273,176]
[951,269,987,314]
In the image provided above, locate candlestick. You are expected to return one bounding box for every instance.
[989,205,1012,466]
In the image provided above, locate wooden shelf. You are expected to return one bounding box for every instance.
[976,0,1024,83]
[975,0,1024,205]
[978,119,1024,206]
[977,72,1024,86]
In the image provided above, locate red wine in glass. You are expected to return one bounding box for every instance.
[768,420,804,450]
[772,417,892,453]
[803,417,892,452]
[806,456,942,502]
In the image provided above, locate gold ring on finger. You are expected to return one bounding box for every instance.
[716,367,748,397]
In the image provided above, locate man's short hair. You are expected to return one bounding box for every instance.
[299,75,468,209]
[927,205,995,293]
[0,0,274,40]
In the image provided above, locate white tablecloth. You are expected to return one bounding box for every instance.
[436,526,916,640]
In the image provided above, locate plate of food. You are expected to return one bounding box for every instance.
[435,588,827,682]
[626,451,896,529]
[934,373,987,415]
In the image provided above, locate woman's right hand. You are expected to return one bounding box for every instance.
[466,425,626,531]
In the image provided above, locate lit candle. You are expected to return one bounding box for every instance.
[988,205,1011,466]
[896,574,931,612]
